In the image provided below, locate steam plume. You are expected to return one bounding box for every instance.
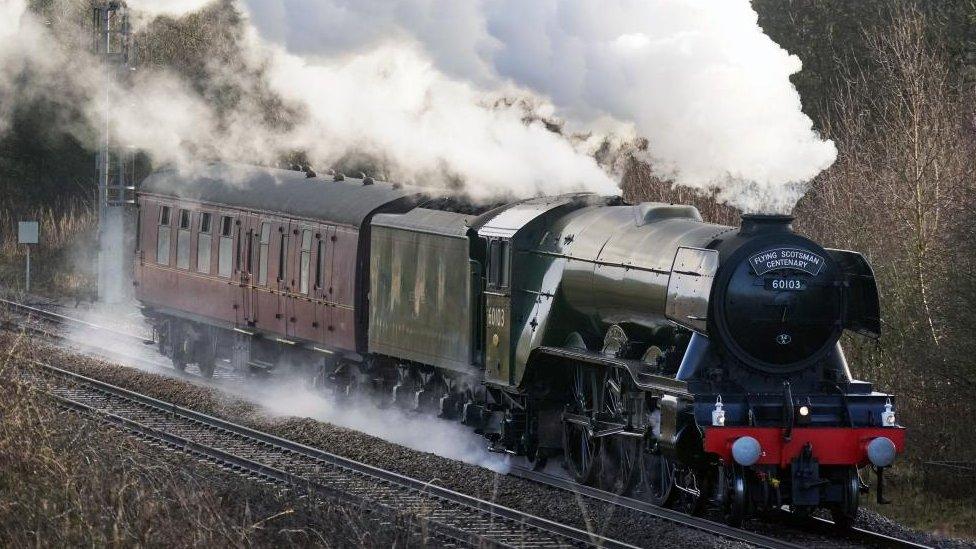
[238,0,837,212]
[2,0,837,211]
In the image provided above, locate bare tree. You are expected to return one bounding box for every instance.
[795,1,976,457]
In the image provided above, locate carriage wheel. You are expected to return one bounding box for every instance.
[172,327,190,373]
[527,446,549,471]
[196,331,217,378]
[562,364,600,485]
[197,353,216,378]
[171,355,187,372]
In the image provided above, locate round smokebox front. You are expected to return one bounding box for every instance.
[716,236,843,373]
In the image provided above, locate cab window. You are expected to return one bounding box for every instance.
[487,239,511,289]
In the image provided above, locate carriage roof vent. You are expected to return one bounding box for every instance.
[739,213,794,235]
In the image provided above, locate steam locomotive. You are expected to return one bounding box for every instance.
[134,162,904,526]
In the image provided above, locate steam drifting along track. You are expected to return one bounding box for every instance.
[14,360,637,549]
[0,295,936,549]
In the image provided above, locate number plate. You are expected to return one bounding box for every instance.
[765,278,807,291]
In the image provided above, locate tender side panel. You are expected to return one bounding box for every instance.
[368,210,477,373]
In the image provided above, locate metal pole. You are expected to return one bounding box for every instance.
[25,246,31,294]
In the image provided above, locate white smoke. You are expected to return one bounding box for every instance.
[255,41,619,198]
[125,0,213,17]
[1,0,618,201]
[252,378,510,473]
[1,0,835,210]
[60,304,508,472]
[240,0,837,212]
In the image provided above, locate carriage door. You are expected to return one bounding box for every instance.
[484,237,513,386]
[237,217,255,325]
[274,221,293,336]
[313,226,336,346]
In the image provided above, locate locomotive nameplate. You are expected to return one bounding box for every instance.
[749,248,824,276]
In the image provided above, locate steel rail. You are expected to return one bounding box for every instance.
[14,360,638,549]
[803,515,933,549]
[511,466,934,549]
[0,296,149,344]
[509,466,803,549]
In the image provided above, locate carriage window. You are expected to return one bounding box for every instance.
[258,222,271,285]
[176,209,191,269]
[277,231,290,284]
[245,229,254,274]
[299,230,313,294]
[156,205,171,265]
[196,212,212,274]
[135,205,141,251]
[234,226,242,273]
[218,215,233,278]
[314,238,324,289]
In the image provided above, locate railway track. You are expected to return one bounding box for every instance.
[13,359,638,549]
[508,466,933,549]
[0,295,937,548]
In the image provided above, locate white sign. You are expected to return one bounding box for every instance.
[18,221,39,244]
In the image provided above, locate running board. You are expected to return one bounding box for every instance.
[533,346,692,399]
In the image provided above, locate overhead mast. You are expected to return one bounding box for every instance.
[92,1,136,303]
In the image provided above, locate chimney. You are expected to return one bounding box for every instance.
[739,213,794,236]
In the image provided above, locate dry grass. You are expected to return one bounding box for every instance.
[864,464,976,542]
[0,331,427,547]
[0,200,96,298]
